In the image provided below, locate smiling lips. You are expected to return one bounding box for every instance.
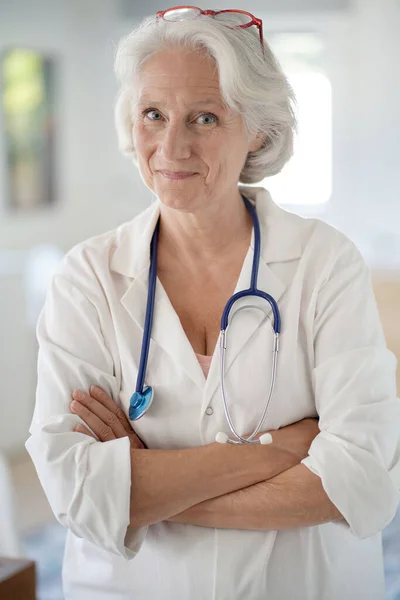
[159,170,197,180]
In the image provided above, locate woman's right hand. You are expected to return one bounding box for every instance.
[246,418,320,460]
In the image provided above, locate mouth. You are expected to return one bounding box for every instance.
[158,170,197,180]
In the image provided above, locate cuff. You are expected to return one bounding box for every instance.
[76,436,147,559]
[26,427,148,561]
[301,430,400,539]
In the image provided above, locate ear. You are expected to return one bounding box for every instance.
[248,132,266,153]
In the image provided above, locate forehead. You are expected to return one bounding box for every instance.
[134,49,225,107]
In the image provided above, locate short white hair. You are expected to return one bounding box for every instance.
[114,11,297,183]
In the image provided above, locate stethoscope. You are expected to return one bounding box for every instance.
[129,194,281,445]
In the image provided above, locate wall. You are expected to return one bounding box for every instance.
[1,0,399,259]
[0,0,399,455]
[0,0,151,255]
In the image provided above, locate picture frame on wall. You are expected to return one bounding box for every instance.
[1,48,57,212]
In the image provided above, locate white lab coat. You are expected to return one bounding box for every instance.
[26,186,400,600]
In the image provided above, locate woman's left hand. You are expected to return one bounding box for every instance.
[70,385,146,449]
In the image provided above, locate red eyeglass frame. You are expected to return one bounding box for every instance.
[156,5,264,55]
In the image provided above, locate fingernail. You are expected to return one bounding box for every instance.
[71,401,79,410]
[72,390,82,400]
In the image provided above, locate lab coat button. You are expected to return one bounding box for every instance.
[205,406,214,416]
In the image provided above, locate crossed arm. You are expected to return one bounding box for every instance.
[165,463,344,530]
[70,387,344,532]
[128,430,344,531]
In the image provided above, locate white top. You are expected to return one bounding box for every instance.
[25,185,400,600]
[195,352,213,378]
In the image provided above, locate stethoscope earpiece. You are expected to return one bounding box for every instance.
[215,431,229,444]
[215,431,273,445]
[259,432,273,445]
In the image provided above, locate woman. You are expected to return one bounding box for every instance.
[26,7,400,600]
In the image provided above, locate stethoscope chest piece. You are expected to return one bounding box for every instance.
[129,386,154,420]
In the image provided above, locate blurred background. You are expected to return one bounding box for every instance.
[0,0,399,598]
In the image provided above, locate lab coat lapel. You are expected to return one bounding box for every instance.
[111,199,205,392]
[120,272,206,391]
[111,186,302,399]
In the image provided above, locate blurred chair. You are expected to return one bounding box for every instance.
[372,274,400,393]
[372,273,400,600]
[0,246,64,458]
[0,452,22,557]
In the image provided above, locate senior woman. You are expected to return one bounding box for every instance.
[26,6,400,600]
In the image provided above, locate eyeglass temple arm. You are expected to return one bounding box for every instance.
[257,18,264,52]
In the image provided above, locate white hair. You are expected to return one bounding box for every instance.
[114,11,297,183]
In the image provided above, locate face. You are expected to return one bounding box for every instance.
[131,48,262,213]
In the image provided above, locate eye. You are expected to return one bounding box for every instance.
[143,109,163,121]
[197,113,218,125]
[142,109,218,125]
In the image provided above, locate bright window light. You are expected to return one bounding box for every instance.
[261,33,332,206]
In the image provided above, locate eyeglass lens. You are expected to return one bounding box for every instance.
[163,8,253,25]
[163,8,201,21]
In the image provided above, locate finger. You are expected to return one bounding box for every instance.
[70,398,117,442]
[89,386,133,433]
[79,388,147,449]
[71,390,128,439]
[74,424,97,439]
[128,433,145,450]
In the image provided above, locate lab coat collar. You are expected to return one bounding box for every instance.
[111,186,301,278]
[110,186,302,393]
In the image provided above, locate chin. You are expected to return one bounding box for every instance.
[155,184,204,213]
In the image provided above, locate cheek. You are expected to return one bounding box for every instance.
[133,125,153,156]
[202,136,227,164]
[132,131,154,180]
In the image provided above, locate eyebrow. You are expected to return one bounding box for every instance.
[137,98,227,109]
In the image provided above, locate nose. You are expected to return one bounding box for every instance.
[157,121,192,162]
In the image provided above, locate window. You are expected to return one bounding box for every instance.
[1,48,57,211]
[262,33,332,206]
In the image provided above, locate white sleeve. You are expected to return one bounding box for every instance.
[301,242,400,539]
[25,271,147,559]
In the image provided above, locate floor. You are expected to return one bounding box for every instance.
[9,449,65,600]
[7,449,400,600]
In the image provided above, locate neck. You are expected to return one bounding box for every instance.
[157,191,252,267]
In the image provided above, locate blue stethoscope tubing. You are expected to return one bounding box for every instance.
[129,194,281,445]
